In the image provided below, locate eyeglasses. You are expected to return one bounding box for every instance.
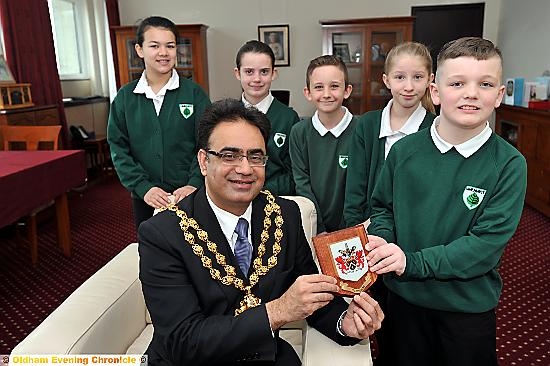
[206,150,269,167]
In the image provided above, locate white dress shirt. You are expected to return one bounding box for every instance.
[430,117,492,158]
[379,99,427,158]
[133,69,180,116]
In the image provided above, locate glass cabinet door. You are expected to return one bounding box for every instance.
[368,30,405,111]
[176,37,194,80]
[125,37,143,82]
[321,17,414,114]
[330,31,364,114]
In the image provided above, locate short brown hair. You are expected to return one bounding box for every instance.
[437,37,502,69]
[305,55,349,88]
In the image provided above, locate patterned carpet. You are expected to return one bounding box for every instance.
[0,176,136,353]
[496,204,550,365]
[0,176,548,365]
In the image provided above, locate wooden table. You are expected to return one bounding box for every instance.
[0,150,86,262]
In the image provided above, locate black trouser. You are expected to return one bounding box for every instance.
[369,278,396,366]
[131,197,154,232]
[387,291,498,366]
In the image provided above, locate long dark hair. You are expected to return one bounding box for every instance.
[136,16,178,46]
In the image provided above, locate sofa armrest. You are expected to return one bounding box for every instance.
[302,323,373,366]
[11,243,148,354]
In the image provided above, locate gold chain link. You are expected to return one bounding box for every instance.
[160,190,283,315]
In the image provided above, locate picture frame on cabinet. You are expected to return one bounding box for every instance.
[177,41,193,67]
[258,24,290,67]
[333,43,351,63]
[126,40,143,69]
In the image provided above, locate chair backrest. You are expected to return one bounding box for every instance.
[281,195,319,266]
[1,125,62,151]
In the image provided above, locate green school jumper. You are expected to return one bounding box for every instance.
[289,116,357,233]
[344,109,435,227]
[368,128,527,313]
[107,78,210,200]
[264,99,300,196]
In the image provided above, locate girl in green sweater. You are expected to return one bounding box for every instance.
[108,16,210,230]
[343,42,436,366]
[234,40,299,195]
[344,42,436,228]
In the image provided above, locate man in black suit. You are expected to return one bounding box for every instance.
[139,98,383,365]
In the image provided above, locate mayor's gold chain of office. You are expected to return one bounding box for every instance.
[161,190,283,316]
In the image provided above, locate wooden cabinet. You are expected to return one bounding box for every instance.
[0,105,59,126]
[112,24,209,93]
[321,17,414,114]
[495,104,550,217]
[0,105,61,149]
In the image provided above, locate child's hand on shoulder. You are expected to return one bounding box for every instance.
[366,236,406,276]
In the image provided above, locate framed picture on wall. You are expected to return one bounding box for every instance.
[258,24,290,67]
[0,56,16,84]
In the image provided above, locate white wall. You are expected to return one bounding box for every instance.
[497,0,550,81]
[118,0,502,116]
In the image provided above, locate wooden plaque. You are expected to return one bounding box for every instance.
[312,225,377,297]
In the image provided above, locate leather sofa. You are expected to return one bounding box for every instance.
[11,196,373,366]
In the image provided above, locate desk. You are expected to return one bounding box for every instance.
[0,150,86,262]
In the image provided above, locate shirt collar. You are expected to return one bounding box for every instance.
[241,92,274,114]
[133,69,180,97]
[206,190,252,248]
[379,99,427,138]
[430,116,492,158]
[311,107,353,137]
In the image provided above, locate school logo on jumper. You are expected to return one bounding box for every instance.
[338,155,349,169]
[274,133,286,147]
[462,185,487,210]
[179,104,194,119]
[330,237,368,282]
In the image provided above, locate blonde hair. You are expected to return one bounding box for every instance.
[384,42,435,114]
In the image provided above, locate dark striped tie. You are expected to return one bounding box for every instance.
[234,218,252,277]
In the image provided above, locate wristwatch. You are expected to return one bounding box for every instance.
[336,311,348,337]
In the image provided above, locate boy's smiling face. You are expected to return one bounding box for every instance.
[304,65,352,116]
[431,56,505,137]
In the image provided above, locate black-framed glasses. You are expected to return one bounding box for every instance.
[206,150,269,167]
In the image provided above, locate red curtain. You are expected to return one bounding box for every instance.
[105,0,121,89]
[0,0,68,147]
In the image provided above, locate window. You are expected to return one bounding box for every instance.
[48,0,89,79]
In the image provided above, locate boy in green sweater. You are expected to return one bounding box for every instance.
[365,37,527,366]
[289,55,355,233]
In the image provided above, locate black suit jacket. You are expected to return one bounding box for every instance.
[138,187,355,366]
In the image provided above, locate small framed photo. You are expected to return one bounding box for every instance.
[333,43,351,63]
[258,24,290,67]
[176,42,193,68]
[0,56,16,84]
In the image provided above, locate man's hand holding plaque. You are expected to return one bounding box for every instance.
[312,225,377,296]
